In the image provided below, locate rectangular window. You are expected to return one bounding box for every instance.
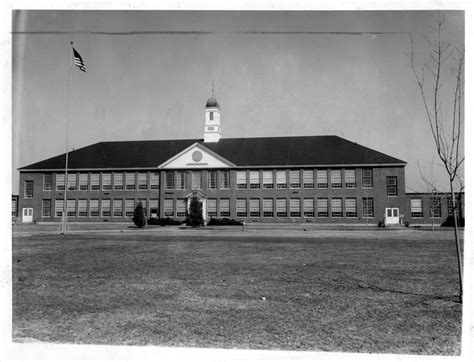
[90,199,99,216]
[386,176,398,196]
[125,199,135,217]
[236,198,247,217]
[263,171,273,189]
[149,199,159,218]
[331,198,343,217]
[55,199,64,217]
[331,170,342,189]
[249,198,260,217]
[78,199,88,217]
[303,198,314,217]
[219,198,230,217]
[125,173,136,190]
[263,198,274,217]
[344,169,356,188]
[24,180,34,199]
[208,171,217,189]
[276,170,287,189]
[429,197,441,218]
[209,111,214,120]
[113,199,123,217]
[317,170,328,189]
[221,171,230,189]
[79,173,88,190]
[67,199,76,217]
[317,198,329,217]
[303,170,314,189]
[137,199,147,217]
[276,198,287,217]
[345,198,357,218]
[12,198,17,217]
[411,199,423,218]
[67,174,76,190]
[176,199,186,217]
[42,199,51,217]
[177,171,187,190]
[290,198,301,217]
[138,173,147,190]
[102,173,112,190]
[249,171,260,189]
[165,172,174,190]
[43,174,52,191]
[164,199,174,217]
[362,198,374,218]
[236,171,247,189]
[207,199,217,217]
[101,199,111,217]
[150,172,160,189]
[114,173,123,190]
[192,171,202,189]
[289,170,301,188]
[362,169,373,188]
[90,174,100,190]
[56,174,65,191]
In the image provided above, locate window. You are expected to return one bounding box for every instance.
[12,198,17,217]
[276,170,287,189]
[67,199,76,217]
[42,199,51,217]
[67,174,76,190]
[79,174,88,190]
[303,170,314,189]
[331,198,343,217]
[209,111,214,120]
[386,176,398,196]
[164,199,174,217]
[290,170,301,188]
[138,173,147,190]
[90,199,99,216]
[303,198,314,217]
[263,171,273,189]
[149,199,159,218]
[177,171,187,190]
[192,171,202,189]
[138,199,147,216]
[290,198,301,217]
[114,173,123,190]
[219,198,230,217]
[43,174,52,191]
[221,171,230,189]
[236,199,247,217]
[125,199,135,217]
[344,170,356,188]
[55,199,64,217]
[176,199,186,217]
[150,172,160,189]
[56,174,65,191]
[207,199,217,217]
[411,199,423,218]
[102,173,112,190]
[317,198,329,217]
[249,171,260,189]
[78,199,88,217]
[362,169,373,188]
[125,173,136,190]
[429,197,442,218]
[236,171,247,189]
[331,170,342,188]
[249,198,260,217]
[208,171,217,189]
[345,198,357,218]
[276,198,287,217]
[263,198,274,217]
[165,172,174,190]
[90,174,100,190]
[317,170,328,189]
[362,198,374,218]
[101,199,111,217]
[113,199,123,217]
[24,180,34,198]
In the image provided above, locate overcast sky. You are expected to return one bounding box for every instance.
[11,9,464,193]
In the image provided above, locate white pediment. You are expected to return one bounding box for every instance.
[159,142,235,169]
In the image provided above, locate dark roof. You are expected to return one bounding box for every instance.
[205,97,220,108]
[19,135,406,170]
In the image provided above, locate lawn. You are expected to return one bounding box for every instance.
[12,226,462,354]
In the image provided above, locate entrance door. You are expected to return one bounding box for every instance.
[385,208,399,225]
[22,208,33,223]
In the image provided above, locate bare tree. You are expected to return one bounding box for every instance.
[408,13,464,302]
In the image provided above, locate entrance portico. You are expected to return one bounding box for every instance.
[186,190,208,224]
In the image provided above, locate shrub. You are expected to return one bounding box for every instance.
[441,216,465,227]
[207,218,243,226]
[132,202,146,228]
[185,195,204,227]
[147,217,184,226]
[404,221,410,227]
[378,221,385,228]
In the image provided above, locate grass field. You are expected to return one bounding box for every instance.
[12,225,462,354]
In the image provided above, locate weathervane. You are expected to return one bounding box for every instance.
[211,80,215,98]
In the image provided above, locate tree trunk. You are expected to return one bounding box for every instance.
[450,183,463,303]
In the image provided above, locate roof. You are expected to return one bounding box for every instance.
[205,97,220,108]
[19,135,406,171]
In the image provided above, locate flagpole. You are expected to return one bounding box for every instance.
[60,41,74,235]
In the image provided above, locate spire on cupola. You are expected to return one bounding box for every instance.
[204,81,221,143]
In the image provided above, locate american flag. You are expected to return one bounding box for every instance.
[73,48,86,72]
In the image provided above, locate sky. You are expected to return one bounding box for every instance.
[11,9,465,194]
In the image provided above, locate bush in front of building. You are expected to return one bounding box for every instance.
[147,217,184,226]
[441,216,465,227]
[185,195,204,227]
[132,202,147,228]
[207,218,243,226]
